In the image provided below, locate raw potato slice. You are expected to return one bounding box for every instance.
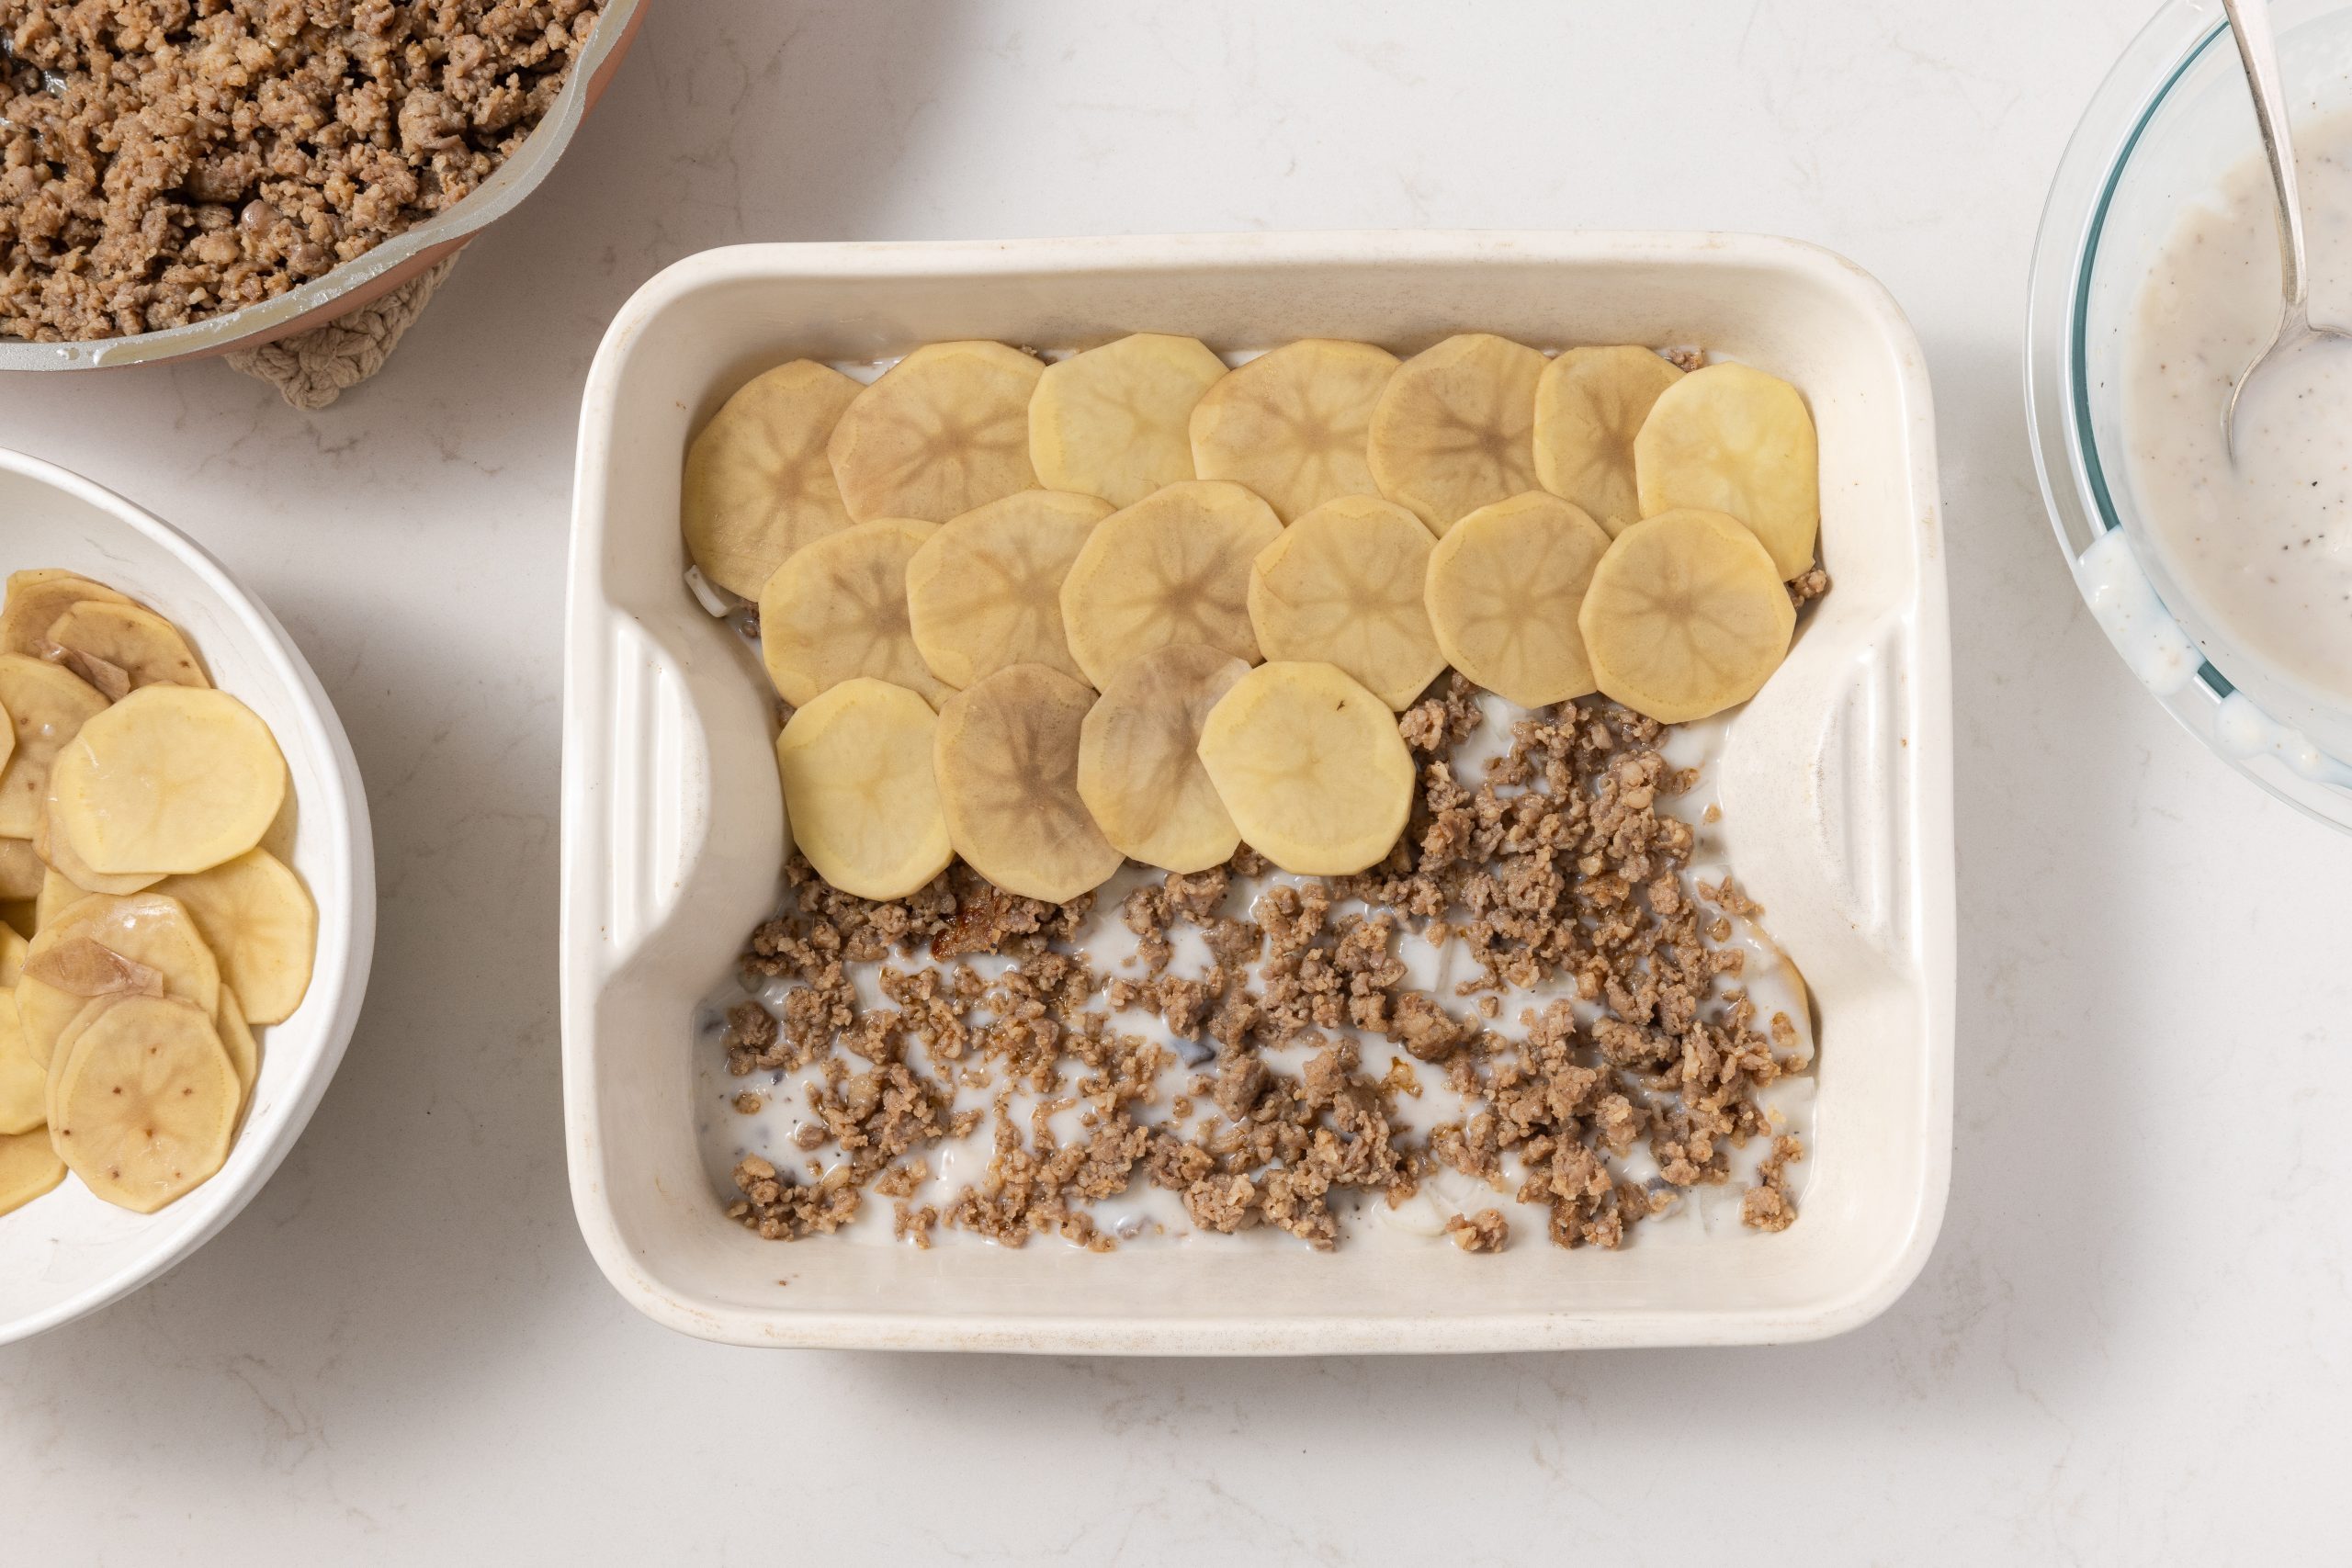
[905,490,1111,689]
[34,869,88,933]
[0,1126,64,1217]
[1057,479,1283,689]
[217,986,259,1108]
[681,359,864,598]
[774,678,954,901]
[1030,333,1227,507]
[36,802,164,897]
[1076,644,1249,874]
[1366,333,1544,534]
[0,699,11,773]
[43,600,209,691]
[14,890,221,1070]
[0,654,107,839]
[1424,491,1614,708]
[49,684,287,875]
[757,517,948,709]
[828,341,1045,522]
[51,992,238,1213]
[1189,338,1398,523]
[157,848,317,1024]
[1532,345,1685,535]
[1578,508,1796,724]
[1198,661,1415,875]
[0,992,41,1134]
[0,836,40,901]
[0,921,25,986]
[1634,362,1820,578]
[0,569,132,658]
[934,664,1123,903]
[1248,495,1445,711]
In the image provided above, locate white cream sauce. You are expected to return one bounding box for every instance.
[2121,113,2352,758]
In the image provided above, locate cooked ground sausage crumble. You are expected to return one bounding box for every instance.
[1,0,601,341]
[720,676,1813,1253]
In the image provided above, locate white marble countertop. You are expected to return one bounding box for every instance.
[6,0,2349,1560]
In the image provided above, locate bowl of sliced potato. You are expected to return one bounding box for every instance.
[0,447,373,1345]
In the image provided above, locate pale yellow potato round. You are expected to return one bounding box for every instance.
[157,848,316,1025]
[1366,333,1544,533]
[49,684,286,876]
[1058,479,1283,690]
[0,920,25,987]
[0,992,42,1135]
[1248,495,1445,711]
[1633,361,1820,579]
[0,836,39,901]
[35,802,163,897]
[1578,508,1796,724]
[1196,660,1415,875]
[774,678,954,902]
[1532,345,1685,536]
[51,992,238,1214]
[681,359,863,600]
[1076,643,1249,874]
[43,600,209,692]
[1189,338,1398,523]
[757,517,949,710]
[0,654,107,840]
[0,569,132,658]
[1424,491,1614,708]
[1031,333,1228,507]
[0,1125,64,1217]
[217,987,259,1113]
[905,490,1111,689]
[828,342,1045,522]
[0,698,12,775]
[13,889,221,1070]
[934,664,1124,904]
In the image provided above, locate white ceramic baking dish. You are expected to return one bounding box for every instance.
[561,232,1953,1353]
[0,449,376,1344]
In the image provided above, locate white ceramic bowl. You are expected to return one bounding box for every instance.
[0,449,375,1345]
[563,232,1955,1354]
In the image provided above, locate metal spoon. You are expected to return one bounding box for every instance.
[2221,0,2352,457]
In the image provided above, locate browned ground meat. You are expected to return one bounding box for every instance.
[0,0,601,341]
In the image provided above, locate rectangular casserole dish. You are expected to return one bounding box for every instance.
[561,231,1953,1353]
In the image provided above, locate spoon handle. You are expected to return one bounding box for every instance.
[2223,0,2311,313]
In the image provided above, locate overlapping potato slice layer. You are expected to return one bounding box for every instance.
[1058,479,1282,689]
[49,685,286,875]
[1533,345,1685,536]
[906,491,1110,689]
[1030,333,1227,507]
[1367,333,1544,533]
[15,889,220,1069]
[775,678,954,902]
[1424,491,1614,708]
[43,601,209,694]
[934,664,1123,903]
[828,341,1045,522]
[1189,338,1397,523]
[158,848,316,1025]
[0,570,131,658]
[1634,362,1819,578]
[51,993,239,1214]
[681,359,863,598]
[0,654,107,839]
[0,992,42,1135]
[1248,495,1444,711]
[1077,644,1248,874]
[1578,508,1796,723]
[758,517,949,709]
[0,836,39,901]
